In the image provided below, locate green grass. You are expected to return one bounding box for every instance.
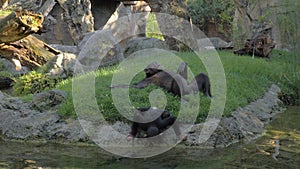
[54,50,300,123]
[146,13,165,40]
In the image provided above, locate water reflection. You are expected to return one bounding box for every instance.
[0,107,299,169]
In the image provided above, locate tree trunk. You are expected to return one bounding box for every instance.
[0,10,44,43]
[0,35,60,69]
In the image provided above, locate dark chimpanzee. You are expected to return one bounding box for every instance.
[127,107,186,141]
[133,62,212,98]
[189,73,212,97]
[143,61,164,78]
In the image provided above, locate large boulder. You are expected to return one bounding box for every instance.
[47,53,77,78]
[32,90,67,112]
[78,30,124,69]
[0,58,29,75]
[124,37,169,58]
[197,37,233,50]
[50,44,78,54]
[0,91,88,142]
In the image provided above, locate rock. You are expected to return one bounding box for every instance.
[50,44,78,54]
[102,2,150,52]
[0,77,14,90]
[90,1,120,30]
[0,58,29,75]
[232,111,264,139]
[185,84,285,148]
[32,90,67,112]
[0,91,88,142]
[47,53,77,78]
[124,37,168,58]
[198,37,233,50]
[0,83,285,146]
[132,1,151,13]
[56,0,94,44]
[77,32,95,51]
[78,30,124,68]
[233,0,297,50]
[0,92,23,110]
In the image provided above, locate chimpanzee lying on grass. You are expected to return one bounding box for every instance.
[133,62,212,97]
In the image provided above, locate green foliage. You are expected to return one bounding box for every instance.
[187,0,235,28]
[275,0,299,49]
[0,9,12,16]
[13,71,61,95]
[268,50,300,105]
[0,71,12,78]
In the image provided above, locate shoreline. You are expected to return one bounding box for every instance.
[0,84,285,148]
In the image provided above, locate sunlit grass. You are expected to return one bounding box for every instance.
[146,13,165,41]
[55,50,299,123]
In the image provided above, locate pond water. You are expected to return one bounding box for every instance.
[0,107,299,169]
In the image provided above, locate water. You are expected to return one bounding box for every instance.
[1,107,299,169]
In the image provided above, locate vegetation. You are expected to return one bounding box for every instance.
[0,9,12,16]
[13,71,61,95]
[53,50,299,123]
[187,0,235,36]
[146,13,164,40]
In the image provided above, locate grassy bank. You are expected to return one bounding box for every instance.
[53,50,299,123]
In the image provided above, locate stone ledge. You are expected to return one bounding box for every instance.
[185,84,285,148]
[0,84,285,148]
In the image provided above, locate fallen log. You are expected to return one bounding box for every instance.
[0,10,44,43]
[234,26,275,58]
[0,35,60,70]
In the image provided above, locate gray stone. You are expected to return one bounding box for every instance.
[0,83,286,146]
[50,44,79,54]
[56,0,94,44]
[198,37,232,49]
[233,0,298,50]
[184,84,285,148]
[48,53,77,78]
[124,37,169,58]
[0,91,88,142]
[32,90,67,112]
[0,58,29,75]
[78,30,124,69]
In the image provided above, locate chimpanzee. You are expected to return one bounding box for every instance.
[189,73,212,97]
[133,62,212,97]
[143,61,164,78]
[127,107,186,141]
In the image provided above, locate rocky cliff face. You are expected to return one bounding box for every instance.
[3,0,192,48]
[233,0,299,50]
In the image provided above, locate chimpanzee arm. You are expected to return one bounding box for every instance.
[158,116,182,136]
[132,78,152,89]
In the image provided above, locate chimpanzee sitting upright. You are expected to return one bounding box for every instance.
[127,107,186,141]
